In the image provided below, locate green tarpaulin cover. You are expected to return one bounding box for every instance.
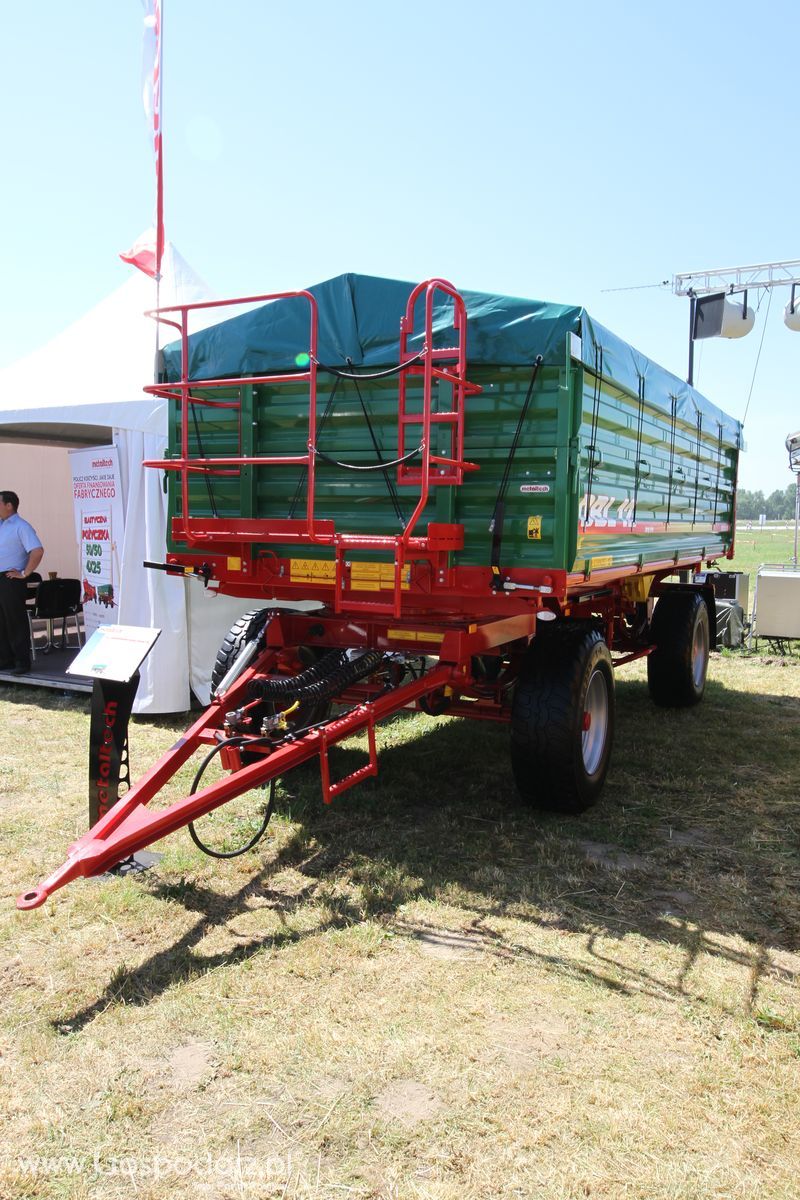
[161,273,741,446]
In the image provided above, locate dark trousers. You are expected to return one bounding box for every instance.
[0,576,31,668]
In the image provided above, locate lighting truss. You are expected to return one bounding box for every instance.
[674,259,800,297]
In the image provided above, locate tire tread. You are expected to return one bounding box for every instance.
[647,592,709,707]
[510,627,614,814]
[210,608,269,697]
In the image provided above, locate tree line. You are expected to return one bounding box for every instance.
[736,483,798,521]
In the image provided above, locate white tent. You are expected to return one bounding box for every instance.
[0,245,250,713]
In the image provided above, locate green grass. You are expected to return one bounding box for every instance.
[1,653,800,1199]
[727,522,798,578]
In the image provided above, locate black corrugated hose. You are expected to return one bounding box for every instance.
[249,648,386,707]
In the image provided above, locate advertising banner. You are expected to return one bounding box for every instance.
[69,447,126,639]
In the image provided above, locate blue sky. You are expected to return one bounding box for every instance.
[1,1,798,492]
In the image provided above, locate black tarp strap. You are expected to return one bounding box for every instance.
[583,344,604,531]
[288,375,342,519]
[489,355,543,583]
[665,394,677,528]
[289,366,407,524]
[692,411,703,527]
[189,392,221,519]
[314,350,425,381]
[313,443,422,472]
[346,359,406,525]
[631,374,647,526]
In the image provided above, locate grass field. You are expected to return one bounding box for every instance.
[2,643,799,1198]
[712,524,798,648]
[728,523,798,581]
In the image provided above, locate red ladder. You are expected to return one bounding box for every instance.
[397,278,482,488]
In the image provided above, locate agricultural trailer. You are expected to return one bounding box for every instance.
[18,276,741,910]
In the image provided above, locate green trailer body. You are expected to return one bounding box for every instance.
[161,274,741,591]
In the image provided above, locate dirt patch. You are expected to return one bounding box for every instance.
[577,840,649,872]
[265,868,313,899]
[2,954,40,991]
[488,1015,572,1073]
[373,1079,442,1126]
[769,949,800,981]
[658,827,713,849]
[312,1075,349,1103]
[413,926,490,959]
[649,889,698,916]
[167,1041,216,1089]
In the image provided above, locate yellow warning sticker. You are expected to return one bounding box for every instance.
[387,629,445,644]
[527,516,542,541]
[288,559,410,589]
[350,562,382,579]
[227,557,242,572]
[589,555,614,570]
[289,559,336,583]
[350,562,410,591]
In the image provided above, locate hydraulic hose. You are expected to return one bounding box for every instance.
[248,648,348,702]
[249,648,386,707]
[187,738,276,859]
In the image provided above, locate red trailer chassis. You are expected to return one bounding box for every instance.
[17,573,712,912]
[17,279,724,910]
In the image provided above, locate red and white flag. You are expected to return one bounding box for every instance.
[120,0,164,279]
[119,227,160,278]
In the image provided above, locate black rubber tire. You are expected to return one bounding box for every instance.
[211,607,331,734]
[211,608,270,696]
[510,626,615,814]
[647,591,710,708]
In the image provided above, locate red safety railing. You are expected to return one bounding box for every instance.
[144,289,322,544]
[143,280,482,616]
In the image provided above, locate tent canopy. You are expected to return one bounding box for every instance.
[0,245,219,714]
[0,421,113,447]
[0,245,212,444]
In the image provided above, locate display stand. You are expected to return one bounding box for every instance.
[67,625,162,876]
[87,671,139,826]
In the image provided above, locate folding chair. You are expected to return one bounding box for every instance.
[25,572,43,662]
[32,578,84,654]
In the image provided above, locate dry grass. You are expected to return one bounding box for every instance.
[1,652,799,1199]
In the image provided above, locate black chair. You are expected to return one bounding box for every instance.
[32,578,84,654]
[25,572,43,661]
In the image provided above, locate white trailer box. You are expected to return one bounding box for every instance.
[753,568,800,639]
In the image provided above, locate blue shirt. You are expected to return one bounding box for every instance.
[0,513,43,573]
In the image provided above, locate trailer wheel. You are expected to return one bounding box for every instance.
[510,627,615,814]
[211,608,270,696]
[211,609,330,734]
[647,591,709,707]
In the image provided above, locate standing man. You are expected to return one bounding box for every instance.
[0,491,44,675]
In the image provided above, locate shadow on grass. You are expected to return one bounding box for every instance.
[55,670,800,1033]
[0,684,92,713]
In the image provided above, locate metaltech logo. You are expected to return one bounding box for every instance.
[96,700,118,817]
